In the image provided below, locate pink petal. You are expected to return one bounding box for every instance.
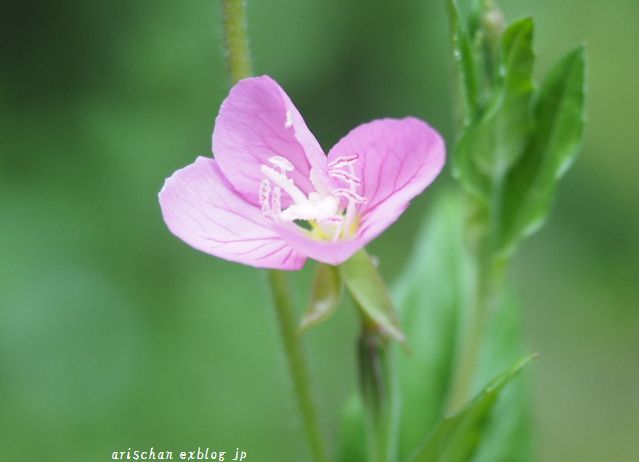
[159,157,306,270]
[328,117,445,236]
[212,76,331,207]
[274,222,366,266]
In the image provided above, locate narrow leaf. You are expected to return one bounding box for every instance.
[498,46,586,255]
[472,290,534,462]
[299,263,342,332]
[395,195,469,461]
[408,355,536,462]
[339,250,405,343]
[396,196,533,461]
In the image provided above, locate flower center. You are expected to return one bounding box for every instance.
[259,155,365,241]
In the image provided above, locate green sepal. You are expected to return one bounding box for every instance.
[407,355,536,462]
[339,250,405,343]
[299,263,343,332]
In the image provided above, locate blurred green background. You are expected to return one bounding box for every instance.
[1,0,637,460]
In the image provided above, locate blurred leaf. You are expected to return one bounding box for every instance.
[472,290,534,462]
[453,18,535,201]
[395,195,468,461]
[407,355,535,462]
[395,195,534,461]
[498,46,586,255]
[336,395,367,462]
[339,250,405,343]
[487,17,535,172]
[299,263,342,332]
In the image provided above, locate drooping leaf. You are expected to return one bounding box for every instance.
[407,355,535,462]
[299,263,342,332]
[498,46,586,255]
[339,250,405,343]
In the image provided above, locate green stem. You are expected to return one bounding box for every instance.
[268,271,329,462]
[446,252,493,413]
[220,0,253,83]
[219,2,328,460]
[446,0,508,414]
[446,201,506,413]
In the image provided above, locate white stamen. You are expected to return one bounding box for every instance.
[328,154,359,169]
[260,165,309,205]
[272,186,282,215]
[259,179,271,217]
[309,168,331,197]
[333,188,366,204]
[321,215,345,242]
[320,215,344,225]
[341,161,361,238]
[259,152,363,240]
[268,155,294,172]
[329,169,362,185]
[285,110,293,128]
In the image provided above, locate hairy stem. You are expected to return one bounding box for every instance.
[220,0,253,83]
[219,2,328,460]
[268,271,329,462]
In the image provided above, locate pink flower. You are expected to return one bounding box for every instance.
[159,76,445,270]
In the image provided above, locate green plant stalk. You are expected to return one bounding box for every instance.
[446,219,505,413]
[268,271,329,462]
[445,0,511,414]
[219,2,328,461]
[220,0,252,83]
[358,324,398,462]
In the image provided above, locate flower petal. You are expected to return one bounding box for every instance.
[273,222,366,266]
[159,156,306,270]
[328,117,445,237]
[212,76,331,206]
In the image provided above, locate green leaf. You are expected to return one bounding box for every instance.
[453,18,535,204]
[407,355,535,462]
[395,195,533,462]
[299,263,342,332]
[339,250,405,343]
[498,46,586,255]
[395,195,469,461]
[472,290,534,462]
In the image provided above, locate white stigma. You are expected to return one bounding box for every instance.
[259,179,271,217]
